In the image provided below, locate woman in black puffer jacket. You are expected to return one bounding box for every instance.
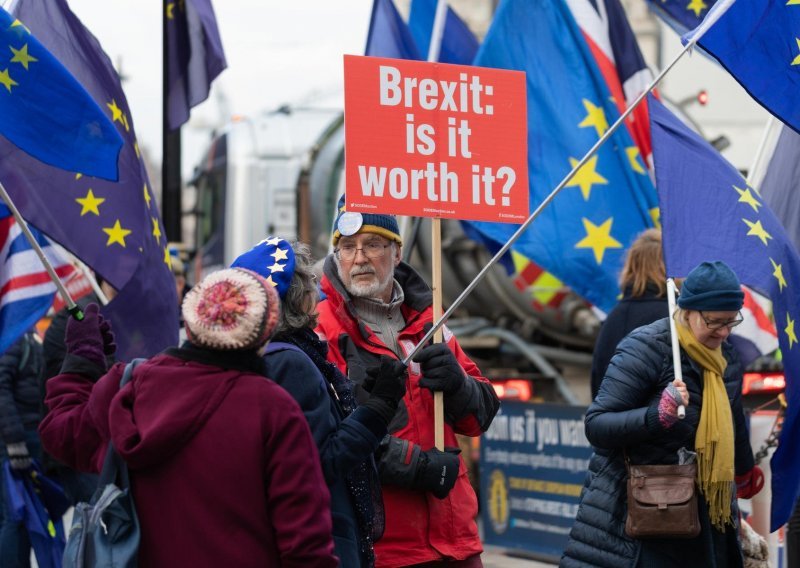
[562,261,763,568]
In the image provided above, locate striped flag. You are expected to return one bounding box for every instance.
[0,204,74,355]
[565,0,654,166]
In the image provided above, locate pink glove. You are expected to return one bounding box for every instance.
[657,384,682,429]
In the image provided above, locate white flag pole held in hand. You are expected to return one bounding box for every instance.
[667,278,687,419]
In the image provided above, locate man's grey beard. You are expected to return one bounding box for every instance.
[335,258,394,301]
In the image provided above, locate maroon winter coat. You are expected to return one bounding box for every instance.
[40,346,338,567]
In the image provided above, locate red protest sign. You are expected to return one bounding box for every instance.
[344,55,528,223]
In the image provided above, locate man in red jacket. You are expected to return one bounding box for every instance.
[316,196,500,567]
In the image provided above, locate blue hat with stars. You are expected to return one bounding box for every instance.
[231,237,296,299]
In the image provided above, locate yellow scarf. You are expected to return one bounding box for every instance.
[676,322,735,531]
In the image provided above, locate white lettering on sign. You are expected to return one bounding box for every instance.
[378,65,494,115]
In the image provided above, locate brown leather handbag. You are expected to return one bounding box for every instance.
[624,461,701,539]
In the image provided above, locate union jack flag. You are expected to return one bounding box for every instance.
[0,204,74,355]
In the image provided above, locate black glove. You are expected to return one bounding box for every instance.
[6,442,32,471]
[413,343,464,395]
[414,447,461,499]
[65,303,116,369]
[365,356,407,406]
[362,357,407,425]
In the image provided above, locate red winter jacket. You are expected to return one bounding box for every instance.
[39,346,338,568]
[316,258,500,566]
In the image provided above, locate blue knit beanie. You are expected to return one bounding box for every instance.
[230,237,296,299]
[678,261,744,311]
[331,194,402,246]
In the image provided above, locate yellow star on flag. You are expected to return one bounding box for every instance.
[103,220,132,247]
[164,247,172,268]
[75,189,105,216]
[0,68,18,92]
[566,155,608,201]
[166,2,176,19]
[792,39,800,66]
[268,262,286,273]
[9,20,30,34]
[742,218,773,246]
[626,147,646,174]
[151,217,162,240]
[270,248,289,261]
[264,237,282,246]
[75,173,83,180]
[122,113,130,132]
[789,0,800,5]
[9,44,37,70]
[107,99,124,124]
[733,185,762,213]
[771,258,788,292]
[575,217,622,264]
[578,99,608,137]
[649,207,661,229]
[134,141,141,159]
[785,313,798,349]
[144,184,152,208]
[687,0,708,18]
[265,275,277,287]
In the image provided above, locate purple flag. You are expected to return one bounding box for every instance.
[0,0,179,361]
[166,0,227,130]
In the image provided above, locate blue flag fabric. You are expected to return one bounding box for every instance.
[2,461,69,568]
[365,0,422,60]
[645,0,711,34]
[166,0,227,131]
[0,7,121,181]
[408,0,479,64]
[463,0,659,313]
[0,0,178,361]
[650,95,800,530]
[683,0,800,135]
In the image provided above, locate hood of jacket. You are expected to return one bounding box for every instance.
[107,344,267,470]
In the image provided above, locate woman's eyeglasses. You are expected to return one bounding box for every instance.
[699,311,744,331]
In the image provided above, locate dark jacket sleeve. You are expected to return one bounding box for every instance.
[0,339,25,444]
[585,327,685,450]
[265,349,386,484]
[725,351,756,475]
[444,336,500,436]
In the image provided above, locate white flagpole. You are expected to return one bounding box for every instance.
[402,4,737,365]
[667,279,686,419]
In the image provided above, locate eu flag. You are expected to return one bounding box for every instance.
[0,0,178,361]
[0,6,121,180]
[645,0,712,34]
[166,0,227,131]
[365,0,421,60]
[684,0,800,135]
[463,0,659,313]
[650,95,800,530]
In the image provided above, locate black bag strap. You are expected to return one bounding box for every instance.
[97,358,146,489]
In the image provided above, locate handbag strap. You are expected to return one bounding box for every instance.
[97,358,146,488]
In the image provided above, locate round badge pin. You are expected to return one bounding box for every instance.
[337,211,363,236]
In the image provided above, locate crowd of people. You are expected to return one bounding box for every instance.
[0,209,770,567]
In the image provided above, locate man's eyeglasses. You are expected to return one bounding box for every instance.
[700,311,744,331]
[334,242,391,262]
